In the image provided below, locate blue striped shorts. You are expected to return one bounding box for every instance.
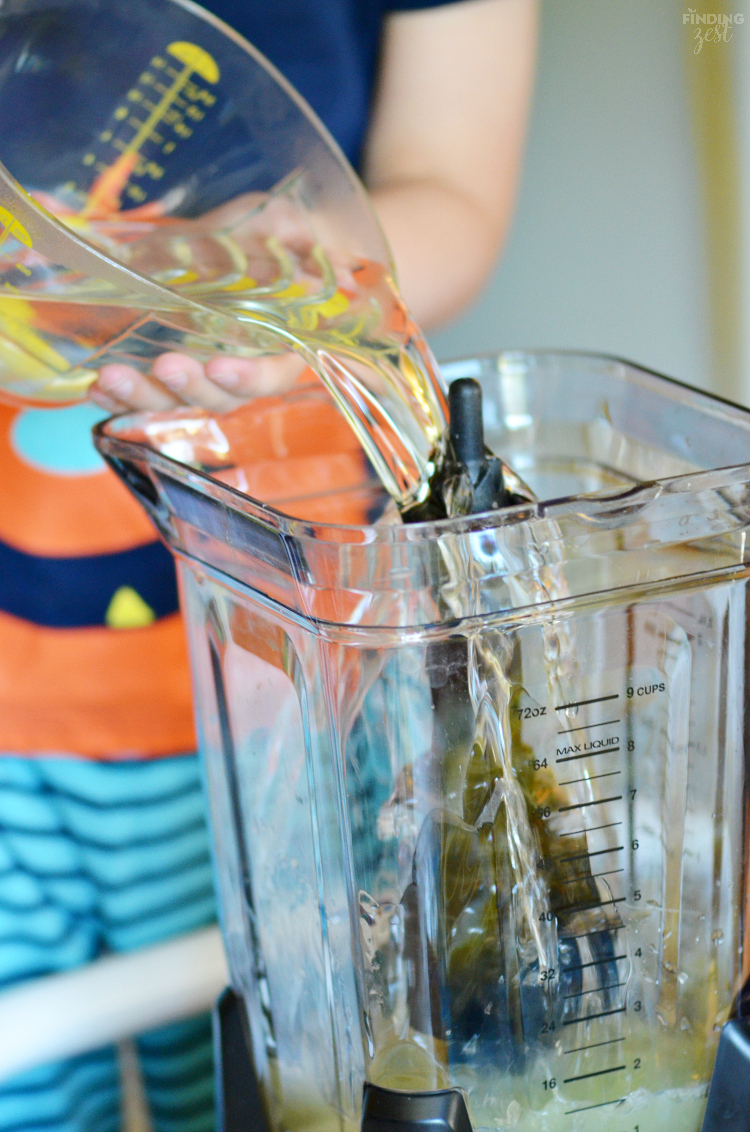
[0,754,218,1132]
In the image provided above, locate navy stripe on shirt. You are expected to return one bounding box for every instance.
[0,537,179,628]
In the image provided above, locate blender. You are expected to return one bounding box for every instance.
[95,349,750,1132]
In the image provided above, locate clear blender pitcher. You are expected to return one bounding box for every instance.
[0,0,446,509]
[95,350,750,1132]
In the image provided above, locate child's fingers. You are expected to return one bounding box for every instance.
[206,352,308,398]
[90,351,310,415]
[88,388,128,414]
[92,364,181,412]
[149,353,246,412]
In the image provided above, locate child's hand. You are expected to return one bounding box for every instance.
[86,190,334,413]
[89,350,307,414]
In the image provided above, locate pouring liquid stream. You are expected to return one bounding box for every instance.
[365,379,633,1114]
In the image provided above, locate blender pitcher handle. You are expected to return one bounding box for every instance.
[213,987,270,1132]
[700,1016,750,1131]
[701,972,750,1132]
[361,1084,473,1132]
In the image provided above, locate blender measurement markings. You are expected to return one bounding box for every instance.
[558,718,620,735]
[557,747,620,764]
[562,897,626,914]
[564,981,626,999]
[558,794,623,812]
[563,928,619,946]
[561,927,622,942]
[558,770,621,786]
[564,1098,626,1115]
[559,845,624,863]
[563,954,627,973]
[563,1064,626,1084]
[558,869,623,884]
[556,693,620,710]
[563,1005,626,1025]
[564,1036,625,1054]
[559,821,622,837]
[532,697,630,1114]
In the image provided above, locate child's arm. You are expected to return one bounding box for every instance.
[366,0,538,330]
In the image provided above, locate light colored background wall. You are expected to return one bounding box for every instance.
[429,0,716,396]
[736,9,750,400]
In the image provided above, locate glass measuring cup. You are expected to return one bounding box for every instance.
[0,0,447,509]
[95,351,750,1132]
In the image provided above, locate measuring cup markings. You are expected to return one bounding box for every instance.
[80,43,220,218]
[0,205,32,265]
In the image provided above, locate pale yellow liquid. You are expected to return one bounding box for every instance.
[278,1079,707,1132]
[278,1004,712,1128]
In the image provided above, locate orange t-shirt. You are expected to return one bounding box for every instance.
[0,401,196,758]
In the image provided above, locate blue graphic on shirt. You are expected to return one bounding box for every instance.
[11,403,110,476]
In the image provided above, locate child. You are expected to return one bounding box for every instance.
[0,3,536,1130]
